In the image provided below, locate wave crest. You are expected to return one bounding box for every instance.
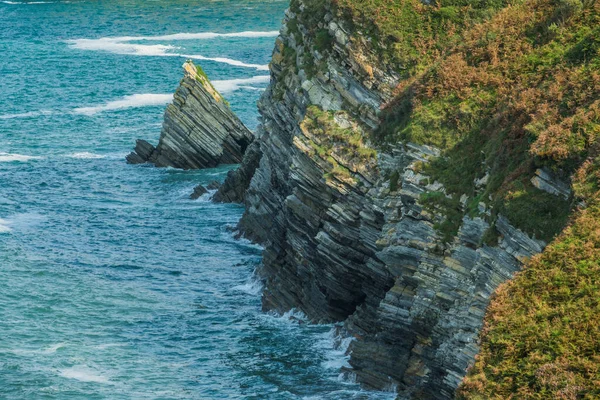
[59,366,110,384]
[66,31,276,71]
[67,152,106,159]
[212,75,270,93]
[73,93,172,116]
[0,153,42,162]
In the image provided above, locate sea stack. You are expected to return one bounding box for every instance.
[126,60,254,169]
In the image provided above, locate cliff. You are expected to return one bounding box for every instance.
[210,0,600,398]
[182,0,600,399]
[127,61,253,169]
[216,0,541,396]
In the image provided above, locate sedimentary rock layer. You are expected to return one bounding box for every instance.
[214,1,569,398]
[127,61,253,169]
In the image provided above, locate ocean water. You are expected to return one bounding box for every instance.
[0,1,396,399]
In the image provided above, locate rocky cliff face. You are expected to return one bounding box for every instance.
[214,1,571,398]
[127,61,253,169]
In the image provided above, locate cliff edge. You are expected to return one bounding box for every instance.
[215,0,599,398]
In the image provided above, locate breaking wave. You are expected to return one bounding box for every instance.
[66,31,276,71]
[73,93,172,115]
[212,75,270,93]
[0,153,43,162]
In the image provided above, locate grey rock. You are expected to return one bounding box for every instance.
[206,180,221,190]
[127,61,254,169]
[126,139,155,164]
[530,167,571,199]
[213,140,262,203]
[212,2,555,398]
[190,184,208,200]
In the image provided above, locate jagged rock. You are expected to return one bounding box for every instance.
[126,139,156,164]
[212,141,262,203]
[126,61,254,169]
[190,184,208,200]
[215,2,556,398]
[206,180,221,190]
[530,167,571,199]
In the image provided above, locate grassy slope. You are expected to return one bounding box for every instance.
[330,0,600,397]
[458,158,600,399]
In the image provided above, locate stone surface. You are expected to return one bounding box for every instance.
[213,140,262,203]
[206,180,221,190]
[127,61,254,169]
[190,184,208,200]
[213,1,558,398]
[530,167,571,199]
[126,139,156,164]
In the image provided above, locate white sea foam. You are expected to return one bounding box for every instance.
[212,75,270,93]
[94,343,126,350]
[232,277,263,296]
[0,110,53,120]
[68,38,177,56]
[72,31,279,43]
[67,152,105,159]
[0,213,45,233]
[0,218,12,233]
[42,343,66,354]
[66,31,276,71]
[0,152,42,162]
[73,93,173,116]
[59,366,110,383]
[317,327,354,371]
[1,1,55,4]
[281,308,309,323]
[182,54,269,71]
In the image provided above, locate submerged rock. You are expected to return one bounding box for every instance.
[206,180,221,190]
[127,61,254,169]
[190,184,208,200]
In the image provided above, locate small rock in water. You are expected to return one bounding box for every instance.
[190,184,208,200]
[206,180,221,190]
[126,139,156,164]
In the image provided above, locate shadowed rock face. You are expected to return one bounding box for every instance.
[126,61,253,169]
[213,1,556,399]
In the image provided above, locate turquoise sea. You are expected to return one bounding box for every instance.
[0,1,395,399]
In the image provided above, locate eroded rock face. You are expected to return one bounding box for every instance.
[215,1,550,398]
[127,61,253,169]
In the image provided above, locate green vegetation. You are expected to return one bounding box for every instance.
[419,191,463,243]
[373,0,600,241]
[499,184,571,242]
[457,155,600,399]
[192,62,230,106]
[389,170,400,192]
[458,201,600,399]
[195,64,209,81]
[300,106,376,183]
[283,0,599,396]
[334,0,508,74]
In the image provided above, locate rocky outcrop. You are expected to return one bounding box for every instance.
[127,61,253,169]
[190,184,208,199]
[530,167,571,199]
[213,141,262,203]
[214,1,556,398]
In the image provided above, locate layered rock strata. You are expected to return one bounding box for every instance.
[127,61,253,169]
[213,1,566,398]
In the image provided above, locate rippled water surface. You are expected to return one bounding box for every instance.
[0,1,395,399]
